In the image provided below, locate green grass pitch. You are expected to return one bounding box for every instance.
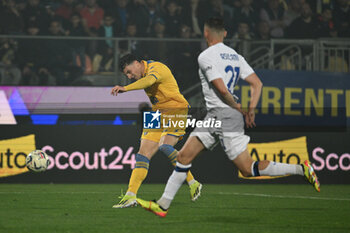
[0,184,349,233]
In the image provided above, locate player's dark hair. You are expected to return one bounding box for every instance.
[119,54,141,71]
[204,17,225,31]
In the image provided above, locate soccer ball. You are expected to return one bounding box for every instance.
[26,150,50,172]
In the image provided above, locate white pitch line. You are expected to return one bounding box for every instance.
[217,192,350,201]
[0,191,110,194]
[0,191,349,201]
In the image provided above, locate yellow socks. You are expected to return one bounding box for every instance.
[127,153,149,194]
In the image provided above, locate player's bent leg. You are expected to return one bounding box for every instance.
[257,160,304,177]
[158,135,180,169]
[137,198,168,218]
[128,139,158,195]
[189,180,202,201]
[113,139,158,208]
[159,135,202,201]
[233,150,320,192]
[301,160,321,192]
[113,152,149,208]
[257,159,320,191]
[157,136,205,210]
[177,136,205,165]
[159,142,196,183]
[233,149,304,177]
[138,139,159,159]
[231,149,254,177]
[113,194,137,209]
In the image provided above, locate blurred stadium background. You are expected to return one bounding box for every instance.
[0,0,349,232]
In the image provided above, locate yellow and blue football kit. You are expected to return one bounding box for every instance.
[113,60,198,199]
[125,60,189,143]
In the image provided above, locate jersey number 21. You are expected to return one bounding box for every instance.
[225,65,240,94]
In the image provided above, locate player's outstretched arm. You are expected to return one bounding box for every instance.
[111,85,126,96]
[211,78,242,113]
[244,73,263,128]
[124,76,157,91]
[111,76,157,96]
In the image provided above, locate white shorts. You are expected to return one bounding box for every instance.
[190,108,250,161]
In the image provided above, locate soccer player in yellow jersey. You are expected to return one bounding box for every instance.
[111,54,202,208]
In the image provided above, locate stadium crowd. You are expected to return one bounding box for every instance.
[0,0,349,85]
